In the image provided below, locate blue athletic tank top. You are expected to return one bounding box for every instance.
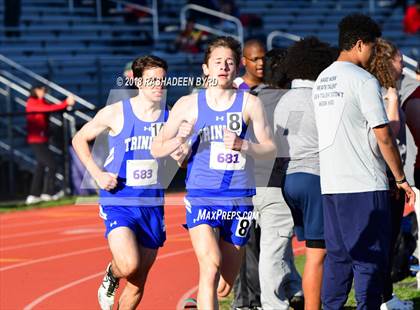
[186,89,255,199]
[99,98,168,206]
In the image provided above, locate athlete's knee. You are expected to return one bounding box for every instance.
[201,263,220,279]
[115,258,140,278]
[199,259,221,284]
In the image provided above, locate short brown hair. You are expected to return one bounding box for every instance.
[132,55,168,78]
[29,85,46,98]
[367,38,399,88]
[203,36,242,67]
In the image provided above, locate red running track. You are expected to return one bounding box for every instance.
[0,193,304,310]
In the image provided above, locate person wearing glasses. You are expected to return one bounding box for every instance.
[233,39,265,92]
[232,39,304,310]
[231,38,265,310]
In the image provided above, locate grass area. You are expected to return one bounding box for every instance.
[0,196,77,213]
[220,255,420,309]
[344,275,420,309]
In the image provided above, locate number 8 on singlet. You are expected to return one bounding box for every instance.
[227,112,242,136]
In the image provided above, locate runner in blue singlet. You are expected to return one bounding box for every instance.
[72,55,171,310]
[151,36,277,309]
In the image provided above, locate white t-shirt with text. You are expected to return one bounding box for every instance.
[312,61,389,194]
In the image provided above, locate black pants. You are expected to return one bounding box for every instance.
[232,221,261,308]
[30,143,57,196]
[414,167,420,189]
[382,187,405,302]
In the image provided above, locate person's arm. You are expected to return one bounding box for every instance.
[373,125,415,206]
[383,87,400,137]
[361,78,415,206]
[27,95,75,113]
[151,95,195,159]
[170,142,191,168]
[72,105,118,191]
[224,94,277,159]
[374,125,405,180]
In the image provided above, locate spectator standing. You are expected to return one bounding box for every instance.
[312,14,415,309]
[25,85,74,205]
[276,37,335,310]
[403,0,420,34]
[255,47,304,310]
[167,19,207,54]
[368,38,414,310]
[399,73,420,188]
[232,39,266,310]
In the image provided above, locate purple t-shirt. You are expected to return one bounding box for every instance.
[234,77,250,90]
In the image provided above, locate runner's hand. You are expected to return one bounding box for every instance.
[176,120,194,143]
[95,172,118,191]
[223,128,243,151]
[171,143,189,167]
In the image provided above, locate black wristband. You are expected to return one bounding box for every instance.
[395,177,407,184]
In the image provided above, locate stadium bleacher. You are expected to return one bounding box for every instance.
[0,0,418,106]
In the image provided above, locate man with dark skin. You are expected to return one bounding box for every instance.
[232,39,303,310]
[231,38,265,310]
[234,39,265,91]
[313,14,416,309]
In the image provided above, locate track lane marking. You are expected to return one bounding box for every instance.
[0,258,28,262]
[0,219,185,239]
[176,285,199,310]
[0,234,103,251]
[22,248,194,310]
[0,231,189,272]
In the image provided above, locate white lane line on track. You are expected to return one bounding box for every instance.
[0,216,98,229]
[0,196,186,221]
[0,210,185,229]
[0,246,108,272]
[171,246,305,310]
[0,205,93,220]
[22,248,195,310]
[0,227,189,252]
[0,231,189,271]
[23,272,104,310]
[0,225,101,239]
[0,220,185,239]
[176,285,199,310]
[0,234,103,251]
[62,228,104,235]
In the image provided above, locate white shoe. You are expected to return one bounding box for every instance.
[41,191,64,202]
[51,190,65,200]
[380,295,414,310]
[40,194,52,202]
[98,263,119,310]
[25,195,42,205]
